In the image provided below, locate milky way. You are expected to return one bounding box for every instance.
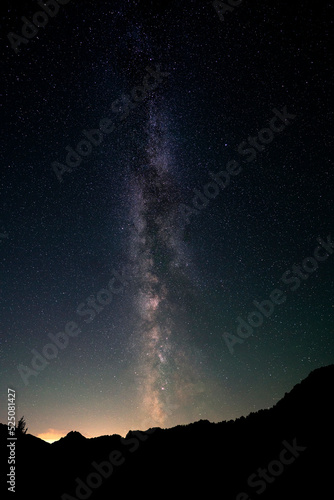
[125,101,205,428]
[1,0,332,444]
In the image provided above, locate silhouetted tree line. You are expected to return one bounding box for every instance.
[1,365,333,500]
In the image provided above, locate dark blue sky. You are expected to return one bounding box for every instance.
[0,0,333,440]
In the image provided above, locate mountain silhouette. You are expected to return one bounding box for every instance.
[55,430,87,445]
[1,365,333,499]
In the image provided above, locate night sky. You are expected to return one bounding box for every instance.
[1,0,333,442]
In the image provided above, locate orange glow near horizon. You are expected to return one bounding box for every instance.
[34,423,134,442]
[37,428,70,443]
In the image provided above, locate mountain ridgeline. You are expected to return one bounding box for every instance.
[1,365,333,499]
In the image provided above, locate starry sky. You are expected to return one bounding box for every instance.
[0,0,333,442]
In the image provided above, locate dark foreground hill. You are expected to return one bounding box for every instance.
[1,365,333,499]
